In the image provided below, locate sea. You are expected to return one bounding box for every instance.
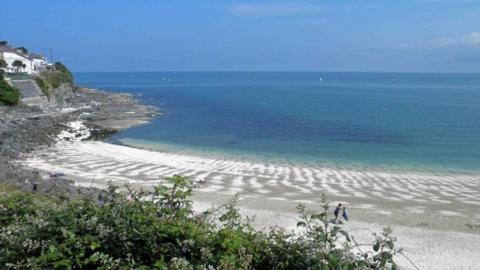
[75,72,480,173]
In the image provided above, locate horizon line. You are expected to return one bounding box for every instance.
[72,70,480,75]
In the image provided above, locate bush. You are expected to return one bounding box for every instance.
[42,72,70,89]
[34,76,50,97]
[36,62,74,92]
[0,75,20,105]
[53,62,74,85]
[0,176,400,269]
[0,58,7,68]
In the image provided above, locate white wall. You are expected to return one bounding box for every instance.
[2,52,34,74]
[32,58,47,72]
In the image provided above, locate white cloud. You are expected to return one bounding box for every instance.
[286,18,326,27]
[431,32,480,47]
[431,37,457,47]
[463,32,480,46]
[229,3,322,16]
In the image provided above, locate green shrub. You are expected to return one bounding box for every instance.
[36,62,74,92]
[34,76,50,97]
[42,72,69,89]
[0,58,7,68]
[53,61,74,84]
[0,76,20,105]
[0,176,401,269]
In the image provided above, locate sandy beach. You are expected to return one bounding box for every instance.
[17,125,480,270]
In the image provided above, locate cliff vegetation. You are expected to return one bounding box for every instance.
[0,72,20,105]
[34,62,74,98]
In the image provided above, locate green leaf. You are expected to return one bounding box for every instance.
[89,241,100,250]
[49,245,57,253]
[328,253,338,265]
[338,229,351,242]
[311,214,324,220]
[53,259,72,270]
[387,240,394,249]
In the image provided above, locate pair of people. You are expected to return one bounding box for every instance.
[333,203,349,224]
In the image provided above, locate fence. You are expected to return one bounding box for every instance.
[4,72,30,80]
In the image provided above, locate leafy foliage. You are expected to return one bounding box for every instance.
[12,60,26,72]
[0,58,7,68]
[33,76,50,97]
[16,46,28,54]
[0,176,400,269]
[36,62,74,92]
[53,62,74,85]
[0,74,20,105]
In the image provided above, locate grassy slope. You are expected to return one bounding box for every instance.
[33,62,74,98]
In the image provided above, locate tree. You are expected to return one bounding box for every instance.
[0,59,7,68]
[16,46,28,54]
[0,41,7,46]
[12,60,25,73]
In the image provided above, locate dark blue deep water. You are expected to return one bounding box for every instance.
[75,72,480,172]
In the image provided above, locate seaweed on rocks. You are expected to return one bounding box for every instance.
[84,123,118,141]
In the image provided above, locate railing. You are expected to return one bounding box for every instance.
[4,72,30,80]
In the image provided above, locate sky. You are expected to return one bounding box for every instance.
[1,0,479,73]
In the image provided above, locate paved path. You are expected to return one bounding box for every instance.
[11,79,42,98]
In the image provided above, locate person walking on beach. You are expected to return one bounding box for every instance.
[342,206,349,222]
[334,203,342,220]
[334,203,349,224]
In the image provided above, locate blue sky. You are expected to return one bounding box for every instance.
[1,0,479,72]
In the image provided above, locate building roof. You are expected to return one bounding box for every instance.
[0,45,47,63]
[28,53,46,60]
[0,45,18,54]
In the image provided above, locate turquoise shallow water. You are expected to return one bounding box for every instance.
[75,72,480,173]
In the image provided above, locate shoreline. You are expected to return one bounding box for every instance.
[117,138,480,176]
[19,139,480,234]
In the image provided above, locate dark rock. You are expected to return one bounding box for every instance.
[0,84,157,202]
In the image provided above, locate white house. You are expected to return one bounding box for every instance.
[29,54,48,73]
[0,45,47,75]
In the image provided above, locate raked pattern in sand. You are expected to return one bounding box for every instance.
[20,141,480,218]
